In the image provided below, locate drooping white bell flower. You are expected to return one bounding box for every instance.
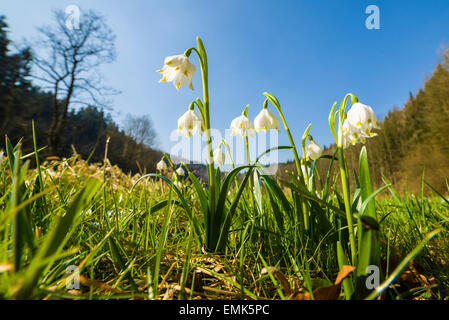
[255,110,270,132]
[254,108,280,132]
[157,54,196,90]
[156,159,167,171]
[176,167,185,176]
[254,109,271,132]
[346,102,379,138]
[177,109,203,137]
[213,147,225,166]
[269,109,280,131]
[305,140,323,161]
[342,120,366,148]
[230,115,254,137]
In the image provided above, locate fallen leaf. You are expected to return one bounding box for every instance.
[300,265,355,300]
[313,284,341,300]
[334,265,355,285]
[261,266,292,296]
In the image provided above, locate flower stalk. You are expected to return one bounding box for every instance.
[263,94,303,181]
[263,92,310,231]
[333,93,359,264]
[185,38,216,218]
[242,105,256,209]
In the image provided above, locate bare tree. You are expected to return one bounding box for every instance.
[122,113,158,147]
[31,8,118,154]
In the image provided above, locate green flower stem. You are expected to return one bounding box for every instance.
[278,111,309,231]
[338,146,356,264]
[273,105,302,180]
[300,130,312,232]
[221,138,239,189]
[245,136,251,166]
[328,102,338,144]
[301,124,312,189]
[221,139,235,170]
[264,94,309,231]
[242,105,252,169]
[242,104,255,208]
[336,93,358,264]
[188,38,216,222]
[245,135,255,208]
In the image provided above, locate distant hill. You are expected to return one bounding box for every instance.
[277,49,449,194]
[0,15,164,174]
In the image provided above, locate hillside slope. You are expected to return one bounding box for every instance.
[278,49,449,194]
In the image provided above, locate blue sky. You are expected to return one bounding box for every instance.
[3,0,449,164]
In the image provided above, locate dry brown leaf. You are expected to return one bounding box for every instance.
[261,266,292,296]
[291,289,311,300]
[334,265,355,285]
[313,284,342,300]
[293,265,355,300]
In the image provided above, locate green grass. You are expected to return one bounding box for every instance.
[0,138,448,300]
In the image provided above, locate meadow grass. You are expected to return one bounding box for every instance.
[0,138,447,300]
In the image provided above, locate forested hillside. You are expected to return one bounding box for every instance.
[280,49,449,194]
[0,15,163,174]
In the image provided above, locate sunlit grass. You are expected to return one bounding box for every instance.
[0,137,447,300]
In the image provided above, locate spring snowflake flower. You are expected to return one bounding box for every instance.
[157,54,196,90]
[156,159,167,171]
[342,120,366,148]
[176,167,185,176]
[346,102,379,138]
[213,147,225,166]
[341,102,379,148]
[177,109,203,137]
[305,140,323,161]
[230,115,254,137]
[254,109,280,132]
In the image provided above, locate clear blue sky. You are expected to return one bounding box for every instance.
[3,0,449,164]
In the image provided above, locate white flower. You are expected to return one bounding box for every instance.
[176,167,185,176]
[346,102,379,138]
[157,54,196,90]
[305,140,322,161]
[213,147,225,166]
[156,159,167,171]
[177,110,203,137]
[342,120,366,148]
[340,101,380,149]
[230,115,254,137]
[270,111,280,131]
[254,109,280,132]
